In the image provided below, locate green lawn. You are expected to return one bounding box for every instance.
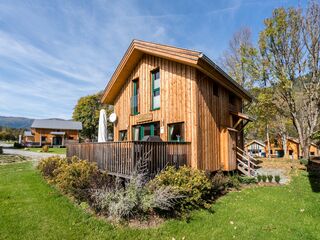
[0,162,320,240]
[24,147,66,154]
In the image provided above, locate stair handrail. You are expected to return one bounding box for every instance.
[236,147,258,163]
[236,151,258,167]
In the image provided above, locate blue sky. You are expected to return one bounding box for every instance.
[0,0,307,119]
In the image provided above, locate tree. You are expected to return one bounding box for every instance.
[72,92,113,140]
[220,27,261,89]
[259,2,320,158]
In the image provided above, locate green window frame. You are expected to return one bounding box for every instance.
[151,69,160,110]
[132,122,160,141]
[119,130,127,141]
[168,122,185,142]
[131,79,139,115]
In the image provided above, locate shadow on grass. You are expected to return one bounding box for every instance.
[307,161,320,193]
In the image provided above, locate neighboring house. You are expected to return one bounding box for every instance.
[310,143,319,156]
[264,136,319,159]
[265,137,300,159]
[245,140,266,157]
[101,40,253,172]
[23,119,82,146]
[23,130,34,143]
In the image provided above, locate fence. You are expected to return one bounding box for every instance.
[67,141,191,178]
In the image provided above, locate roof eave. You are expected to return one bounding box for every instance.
[198,54,253,101]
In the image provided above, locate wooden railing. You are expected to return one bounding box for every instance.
[236,147,258,176]
[67,141,191,178]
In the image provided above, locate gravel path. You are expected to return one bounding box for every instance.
[3,148,65,160]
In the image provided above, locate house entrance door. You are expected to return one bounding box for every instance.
[53,136,62,146]
[229,130,237,168]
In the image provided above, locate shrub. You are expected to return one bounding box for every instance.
[262,175,267,182]
[91,174,181,221]
[227,174,241,189]
[42,145,49,152]
[238,176,257,184]
[13,142,23,148]
[0,146,3,154]
[211,171,230,195]
[300,158,308,166]
[37,156,67,179]
[148,166,212,211]
[267,175,273,182]
[55,159,101,201]
[257,175,262,182]
[275,175,281,184]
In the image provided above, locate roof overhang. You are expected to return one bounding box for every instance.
[50,132,65,135]
[245,140,266,148]
[101,40,253,104]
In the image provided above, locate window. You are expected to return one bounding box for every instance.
[132,122,160,141]
[212,82,219,96]
[151,69,160,110]
[41,136,47,142]
[119,130,127,141]
[168,122,184,142]
[131,79,139,115]
[133,126,140,141]
[229,93,237,105]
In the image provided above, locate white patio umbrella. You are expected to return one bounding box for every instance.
[98,109,108,142]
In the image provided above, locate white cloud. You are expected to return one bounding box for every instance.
[0,0,171,119]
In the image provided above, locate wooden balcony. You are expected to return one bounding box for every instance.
[66,141,191,178]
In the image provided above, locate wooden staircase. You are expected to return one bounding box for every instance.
[236,147,258,176]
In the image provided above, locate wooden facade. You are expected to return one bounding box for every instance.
[30,128,80,146]
[245,140,266,157]
[265,136,320,159]
[101,40,252,172]
[310,143,320,156]
[23,119,82,147]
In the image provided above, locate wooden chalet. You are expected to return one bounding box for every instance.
[68,40,255,177]
[24,119,82,147]
[245,140,266,157]
[264,136,320,159]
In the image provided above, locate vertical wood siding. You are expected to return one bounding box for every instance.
[112,53,244,172]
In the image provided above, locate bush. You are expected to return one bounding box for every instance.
[54,159,101,201]
[238,176,257,184]
[0,146,3,154]
[257,175,262,182]
[13,142,23,148]
[267,175,273,182]
[91,175,181,221]
[300,158,308,166]
[37,156,67,179]
[148,166,212,211]
[262,175,267,182]
[211,171,230,195]
[275,175,281,184]
[42,145,49,152]
[227,174,241,189]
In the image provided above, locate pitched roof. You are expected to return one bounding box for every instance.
[23,131,33,137]
[245,140,266,147]
[31,119,82,130]
[101,39,252,104]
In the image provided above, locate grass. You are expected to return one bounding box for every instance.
[24,147,66,154]
[1,162,320,240]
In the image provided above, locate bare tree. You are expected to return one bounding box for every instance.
[220,27,257,89]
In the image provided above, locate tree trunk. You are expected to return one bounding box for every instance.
[266,124,271,160]
[282,134,287,158]
[300,138,310,159]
